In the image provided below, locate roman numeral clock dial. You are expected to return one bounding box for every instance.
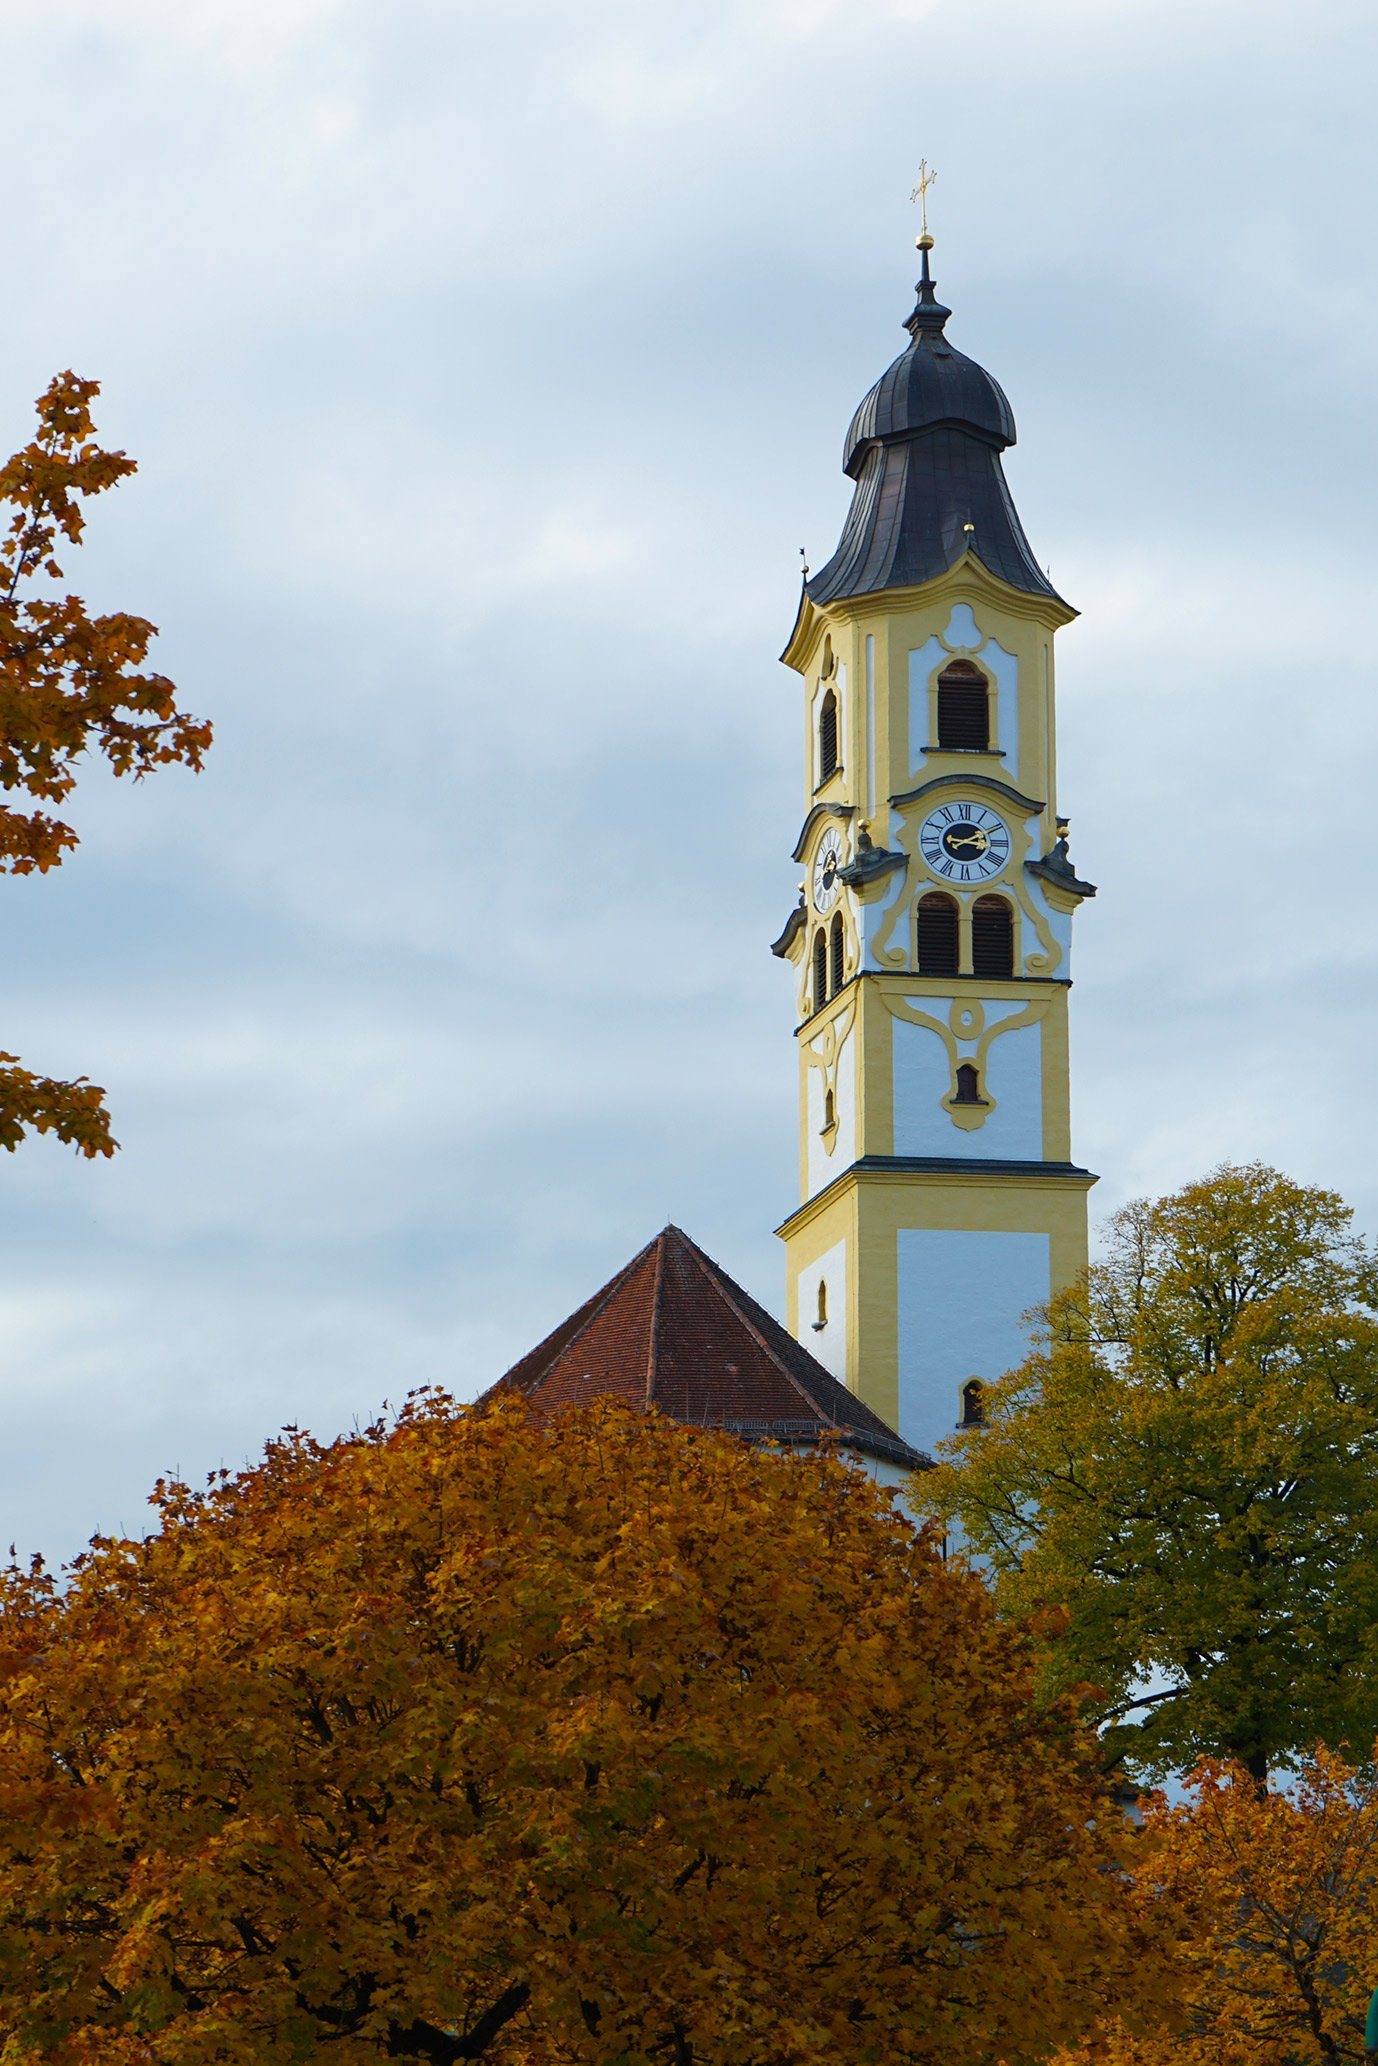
[918,801,1011,883]
[812,834,844,912]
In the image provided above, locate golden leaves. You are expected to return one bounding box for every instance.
[0,1053,114,1157]
[0,371,211,1155]
[0,1398,1179,2064]
[1056,1753,1378,2066]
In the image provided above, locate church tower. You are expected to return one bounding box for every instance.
[772,230,1096,1464]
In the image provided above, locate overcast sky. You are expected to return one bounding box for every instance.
[2,0,1376,1565]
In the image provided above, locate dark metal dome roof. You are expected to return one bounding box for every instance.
[807,248,1062,610]
[842,276,1016,479]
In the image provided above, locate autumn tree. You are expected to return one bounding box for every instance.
[916,1162,1378,1782]
[0,1396,1177,2065]
[0,371,210,1156]
[1054,1751,1378,2066]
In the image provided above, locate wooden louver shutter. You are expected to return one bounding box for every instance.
[971,895,1014,979]
[829,914,844,996]
[954,1062,982,1104]
[916,893,960,976]
[936,663,990,751]
[813,929,828,1009]
[819,690,838,779]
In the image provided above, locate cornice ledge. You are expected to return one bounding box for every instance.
[770,900,808,959]
[779,585,826,673]
[790,800,856,863]
[803,551,1079,629]
[889,775,1046,815]
[1026,855,1097,904]
[837,831,906,897]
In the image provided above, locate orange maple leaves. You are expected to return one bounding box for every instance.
[1058,1752,1378,2066]
[0,1398,1177,2065]
[0,371,210,1156]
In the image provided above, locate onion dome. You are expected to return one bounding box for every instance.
[807,244,1061,608]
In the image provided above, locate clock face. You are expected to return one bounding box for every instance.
[812,832,844,913]
[919,801,1011,884]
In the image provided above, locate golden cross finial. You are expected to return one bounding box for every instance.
[910,159,937,244]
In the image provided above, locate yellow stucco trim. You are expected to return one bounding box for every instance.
[780,552,1077,675]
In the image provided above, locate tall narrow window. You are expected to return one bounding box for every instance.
[954,1062,983,1104]
[936,661,990,751]
[813,1279,828,1331]
[960,1378,986,1427]
[818,688,839,781]
[823,1087,835,1130]
[971,895,1014,979]
[916,892,960,975]
[812,928,827,1010]
[829,912,845,996]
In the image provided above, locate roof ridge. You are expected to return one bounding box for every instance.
[492,1228,664,1394]
[679,1235,844,1431]
[645,1228,669,1407]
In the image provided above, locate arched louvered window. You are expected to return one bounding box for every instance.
[823,1087,835,1130]
[818,688,839,781]
[961,1378,986,1427]
[971,894,1014,979]
[812,928,828,1011]
[829,912,845,996]
[954,1062,983,1104]
[916,892,959,976]
[936,661,990,751]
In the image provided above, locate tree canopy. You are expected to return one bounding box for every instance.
[0,371,210,1156]
[1055,1750,1378,2065]
[0,1396,1174,2065]
[917,1162,1378,1780]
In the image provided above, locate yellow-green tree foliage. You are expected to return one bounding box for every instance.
[1055,1751,1378,2065]
[917,1162,1378,1781]
[0,1398,1175,2064]
[0,371,210,1155]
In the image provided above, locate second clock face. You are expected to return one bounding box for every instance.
[812,833,844,912]
[919,801,1011,883]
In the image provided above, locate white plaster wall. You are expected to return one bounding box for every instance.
[896,1229,1051,1461]
[906,636,946,772]
[892,1007,1043,1160]
[1025,873,1072,978]
[857,867,908,971]
[941,604,981,648]
[982,636,1019,786]
[805,1028,856,1198]
[891,1013,954,1156]
[975,1020,1043,1159]
[796,1236,847,1382]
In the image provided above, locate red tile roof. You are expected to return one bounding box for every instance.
[484,1224,925,1473]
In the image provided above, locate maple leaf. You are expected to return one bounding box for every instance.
[1054,1750,1378,2065]
[0,372,209,1155]
[0,1396,1181,2063]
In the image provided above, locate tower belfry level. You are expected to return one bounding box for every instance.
[772,235,1096,1464]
